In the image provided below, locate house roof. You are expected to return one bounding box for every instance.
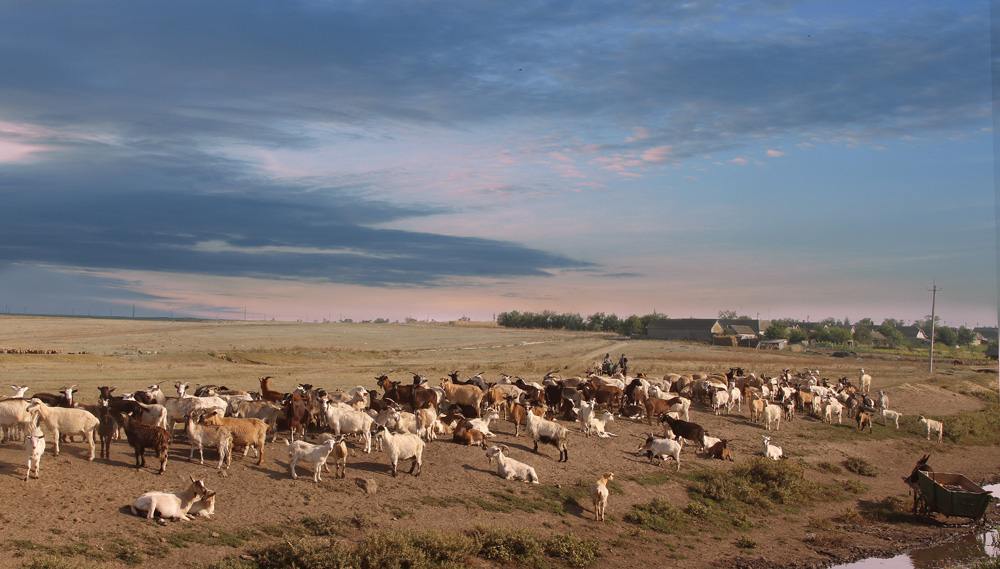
[727,325,757,336]
[647,318,721,331]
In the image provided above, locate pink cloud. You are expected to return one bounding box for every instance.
[766,149,785,157]
[641,145,674,163]
[731,157,748,165]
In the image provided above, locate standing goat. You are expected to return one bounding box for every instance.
[374,425,425,477]
[23,427,45,480]
[918,415,943,442]
[25,399,99,460]
[591,472,614,521]
[525,408,569,462]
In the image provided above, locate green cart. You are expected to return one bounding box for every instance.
[908,471,993,522]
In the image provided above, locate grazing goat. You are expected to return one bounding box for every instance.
[285,437,339,482]
[25,399,99,460]
[918,415,943,442]
[374,425,424,477]
[637,433,682,471]
[882,409,901,429]
[856,411,873,434]
[131,476,208,521]
[0,397,34,443]
[23,427,45,480]
[119,412,171,473]
[525,408,569,462]
[859,369,872,394]
[200,410,268,466]
[762,435,783,460]
[323,401,375,453]
[659,414,708,449]
[485,444,539,484]
[96,400,117,460]
[591,472,614,521]
[317,433,349,478]
[763,404,782,431]
[185,414,233,469]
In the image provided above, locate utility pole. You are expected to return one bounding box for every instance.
[928,281,940,373]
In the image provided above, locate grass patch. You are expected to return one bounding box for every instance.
[208,527,603,569]
[816,461,842,474]
[301,513,350,536]
[689,457,840,514]
[839,479,868,494]
[843,456,877,476]
[735,535,757,549]
[623,498,691,534]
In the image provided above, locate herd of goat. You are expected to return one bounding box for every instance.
[0,364,946,521]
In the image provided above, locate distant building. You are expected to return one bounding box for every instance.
[719,319,771,336]
[897,326,930,344]
[646,318,724,341]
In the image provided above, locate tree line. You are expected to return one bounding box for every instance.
[495,310,663,336]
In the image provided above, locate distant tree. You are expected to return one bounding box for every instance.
[956,326,978,347]
[826,327,853,345]
[621,315,644,336]
[586,312,606,331]
[853,325,873,345]
[764,321,789,340]
[877,323,906,347]
[788,328,807,343]
[458,315,471,322]
[602,313,621,333]
[718,309,737,320]
[857,317,874,327]
[405,317,417,323]
[843,317,851,326]
[935,326,958,347]
[819,317,837,327]
[880,318,904,328]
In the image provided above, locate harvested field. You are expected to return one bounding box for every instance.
[0,316,997,569]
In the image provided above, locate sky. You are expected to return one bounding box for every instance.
[0,0,996,327]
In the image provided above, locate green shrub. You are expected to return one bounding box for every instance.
[469,526,543,564]
[843,456,877,477]
[623,498,690,534]
[736,535,757,549]
[546,532,601,568]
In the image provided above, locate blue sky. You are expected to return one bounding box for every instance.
[0,0,995,326]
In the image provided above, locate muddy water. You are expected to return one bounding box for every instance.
[831,484,998,569]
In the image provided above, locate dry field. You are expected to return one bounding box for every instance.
[0,316,997,569]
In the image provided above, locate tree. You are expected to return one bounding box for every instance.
[877,323,906,347]
[880,318,904,328]
[788,329,807,343]
[621,315,644,336]
[935,326,957,347]
[826,327,853,345]
[853,325,873,345]
[718,309,737,320]
[764,322,789,340]
[956,326,978,347]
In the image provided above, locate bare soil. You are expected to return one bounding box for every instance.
[0,316,997,569]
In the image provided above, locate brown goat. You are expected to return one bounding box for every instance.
[118,412,171,473]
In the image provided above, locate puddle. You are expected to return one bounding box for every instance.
[830,484,998,569]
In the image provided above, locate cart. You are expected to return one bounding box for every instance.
[907,471,993,523]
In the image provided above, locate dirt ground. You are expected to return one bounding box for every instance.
[0,316,997,569]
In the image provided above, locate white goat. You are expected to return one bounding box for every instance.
[711,388,730,415]
[881,409,901,429]
[877,390,889,411]
[25,399,99,460]
[0,398,35,442]
[762,435,783,460]
[187,490,217,519]
[577,400,596,436]
[763,404,782,431]
[374,426,424,477]
[131,476,208,521]
[485,444,539,483]
[823,398,843,424]
[23,427,45,481]
[468,407,500,437]
[586,410,616,438]
[525,410,569,462]
[323,400,375,453]
[637,434,682,471]
[859,369,872,394]
[728,387,742,413]
[591,472,614,521]
[918,415,943,442]
[185,415,233,469]
[285,438,338,483]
